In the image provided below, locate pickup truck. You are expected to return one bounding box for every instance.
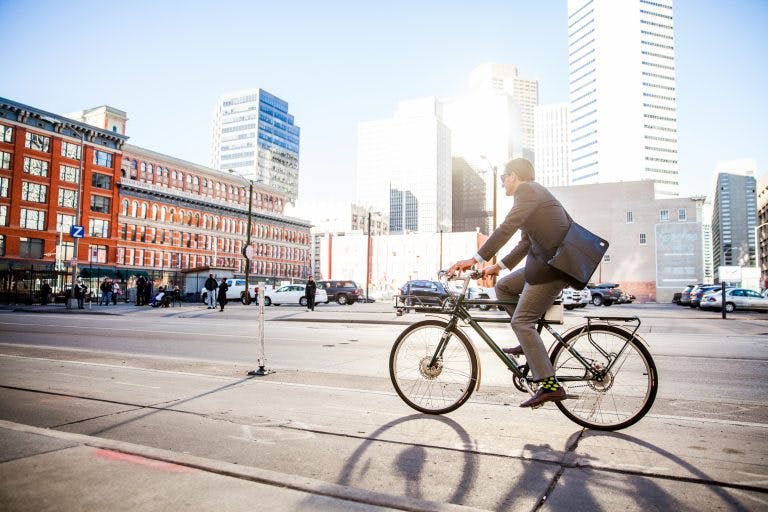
[587,283,624,306]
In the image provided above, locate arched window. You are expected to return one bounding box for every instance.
[160,207,167,222]
[194,213,200,226]
[178,209,184,224]
[151,205,158,221]
[140,203,147,218]
[121,200,128,215]
[131,201,138,217]
[140,162,146,176]
[148,163,153,176]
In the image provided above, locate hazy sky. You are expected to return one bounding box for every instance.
[1,0,765,202]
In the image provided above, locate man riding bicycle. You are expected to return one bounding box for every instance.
[448,158,577,408]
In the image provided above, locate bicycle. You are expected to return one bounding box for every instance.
[389,271,658,431]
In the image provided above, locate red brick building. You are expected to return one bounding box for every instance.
[0,97,311,303]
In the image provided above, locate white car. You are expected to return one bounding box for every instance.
[699,288,768,313]
[263,284,327,307]
[562,287,590,309]
[201,278,260,304]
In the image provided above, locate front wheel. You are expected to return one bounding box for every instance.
[389,319,478,414]
[591,295,603,306]
[551,324,658,431]
[724,302,735,313]
[263,296,272,306]
[299,297,307,306]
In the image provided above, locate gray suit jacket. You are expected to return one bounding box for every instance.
[477,181,570,284]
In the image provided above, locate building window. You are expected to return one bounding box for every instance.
[60,165,79,183]
[678,208,686,221]
[0,205,6,226]
[90,195,111,214]
[0,151,11,169]
[640,233,647,245]
[0,176,8,197]
[89,245,108,263]
[659,209,669,221]
[23,157,49,177]
[20,208,45,230]
[89,218,110,237]
[0,234,5,256]
[91,173,113,189]
[19,237,44,258]
[93,150,113,168]
[626,211,633,223]
[56,213,75,232]
[21,182,48,203]
[58,188,77,208]
[25,132,51,153]
[0,125,12,143]
[58,241,74,261]
[61,141,81,160]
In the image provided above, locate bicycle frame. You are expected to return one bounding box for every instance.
[409,272,642,386]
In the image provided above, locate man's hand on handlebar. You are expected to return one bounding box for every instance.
[481,263,501,277]
[447,258,477,276]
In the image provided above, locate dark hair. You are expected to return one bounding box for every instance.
[504,158,535,182]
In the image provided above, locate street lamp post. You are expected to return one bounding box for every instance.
[230,170,254,304]
[66,127,86,310]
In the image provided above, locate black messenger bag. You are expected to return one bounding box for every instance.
[547,220,609,289]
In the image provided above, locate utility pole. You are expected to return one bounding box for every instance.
[243,180,254,304]
[366,212,371,302]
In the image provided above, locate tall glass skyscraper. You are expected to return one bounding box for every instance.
[567,0,679,198]
[211,89,301,203]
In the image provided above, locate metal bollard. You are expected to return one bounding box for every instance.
[248,285,274,376]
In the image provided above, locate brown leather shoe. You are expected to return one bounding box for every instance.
[519,387,567,408]
[502,345,524,356]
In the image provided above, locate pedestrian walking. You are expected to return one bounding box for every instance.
[74,278,87,309]
[39,281,52,305]
[217,277,229,312]
[136,275,146,306]
[99,278,112,306]
[112,281,121,305]
[204,273,218,309]
[305,276,317,311]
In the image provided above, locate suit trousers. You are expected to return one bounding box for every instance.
[495,268,566,380]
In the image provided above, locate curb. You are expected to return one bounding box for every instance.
[0,420,482,512]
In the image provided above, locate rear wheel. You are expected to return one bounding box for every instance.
[337,294,348,305]
[264,297,272,306]
[299,297,307,306]
[551,324,658,431]
[724,302,735,313]
[591,295,603,306]
[390,320,478,414]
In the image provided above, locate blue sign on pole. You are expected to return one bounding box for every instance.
[70,225,84,238]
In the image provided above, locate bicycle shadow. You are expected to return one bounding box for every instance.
[335,413,479,505]
[536,429,754,512]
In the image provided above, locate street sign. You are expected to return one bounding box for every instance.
[70,225,84,238]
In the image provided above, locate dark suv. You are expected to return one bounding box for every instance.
[399,280,452,308]
[317,280,360,305]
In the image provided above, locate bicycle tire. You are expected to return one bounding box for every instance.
[389,319,478,415]
[551,324,658,431]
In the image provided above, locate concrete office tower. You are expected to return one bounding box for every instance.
[210,89,300,203]
[534,104,571,187]
[356,98,451,234]
[567,0,680,198]
[709,159,758,280]
[468,63,537,162]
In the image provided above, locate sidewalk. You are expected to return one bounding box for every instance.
[0,420,479,512]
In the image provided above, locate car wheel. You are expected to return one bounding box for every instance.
[241,292,248,305]
[264,297,272,306]
[591,295,603,306]
[564,305,575,310]
[337,294,348,305]
[201,292,207,301]
[604,300,613,307]
[300,297,307,306]
[724,302,735,313]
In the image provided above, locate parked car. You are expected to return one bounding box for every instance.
[587,283,624,306]
[399,279,452,308]
[316,280,361,305]
[263,284,327,306]
[562,286,590,309]
[678,284,701,306]
[201,278,257,304]
[689,284,721,309]
[699,288,768,313]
